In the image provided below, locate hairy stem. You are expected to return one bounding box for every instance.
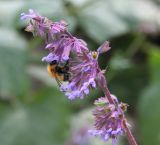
[123,120,138,145]
[101,76,137,145]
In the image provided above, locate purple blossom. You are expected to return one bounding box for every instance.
[21,9,68,38]
[89,95,127,145]
[51,20,67,33]
[70,37,88,54]
[21,9,89,63]
[60,51,100,100]
[21,10,51,37]
[42,35,71,63]
[21,9,38,20]
[97,41,110,54]
[59,41,110,99]
[42,34,89,63]
[21,9,137,145]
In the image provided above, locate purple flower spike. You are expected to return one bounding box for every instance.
[21,9,52,37]
[22,9,137,145]
[21,9,89,63]
[89,95,128,145]
[60,51,100,99]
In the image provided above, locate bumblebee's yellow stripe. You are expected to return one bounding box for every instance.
[47,64,64,81]
[47,65,56,77]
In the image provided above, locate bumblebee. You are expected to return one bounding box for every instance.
[47,60,70,86]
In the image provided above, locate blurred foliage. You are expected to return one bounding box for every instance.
[0,0,160,145]
[0,88,71,145]
[138,48,160,145]
[0,28,29,97]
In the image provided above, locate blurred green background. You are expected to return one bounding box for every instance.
[0,0,160,145]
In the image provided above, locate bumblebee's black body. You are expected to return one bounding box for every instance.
[47,60,70,85]
[54,66,69,81]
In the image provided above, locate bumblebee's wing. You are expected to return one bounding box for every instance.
[55,76,62,87]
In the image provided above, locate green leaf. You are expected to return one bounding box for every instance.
[0,1,25,27]
[138,48,160,145]
[149,48,160,83]
[0,28,29,97]
[78,0,159,42]
[0,0,77,32]
[22,0,65,18]
[110,54,132,70]
[139,83,160,145]
[0,28,26,50]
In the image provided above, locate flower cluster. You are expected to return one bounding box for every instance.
[89,96,128,145]
[21,9,88,63]
[21,9,136,145]
[60,51,99,99]
[21,9,110,100]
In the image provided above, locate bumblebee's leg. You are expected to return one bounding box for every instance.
[64,66,69,72]
[55,75,62,87]
[64,73,70,81]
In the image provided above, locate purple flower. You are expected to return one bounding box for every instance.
[21,9,67,37]
[21,9,137,145]
[42,35,70,63]
[89,95,127,145]
[21,9,51,37]
[70,37,88,54]
[51,20,67,33]
[21,9,39,20]
[97,41,110,54]
[42,34,89,63]
[21,9,89,63]
[60,51,100,100]
[59,40,111,99]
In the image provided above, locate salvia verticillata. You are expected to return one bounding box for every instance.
[21,9,137,145]
[89,96,128,145]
